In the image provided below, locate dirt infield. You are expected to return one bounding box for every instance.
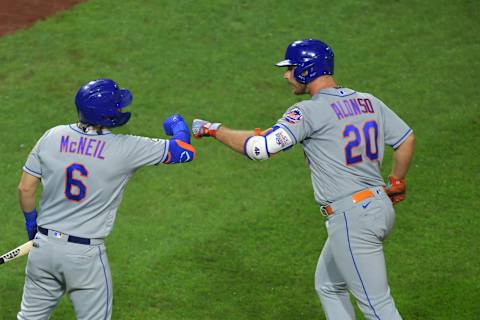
[0,0,85,36]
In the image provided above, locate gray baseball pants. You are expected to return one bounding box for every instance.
[315,187,402,320]
[17,232,112,320]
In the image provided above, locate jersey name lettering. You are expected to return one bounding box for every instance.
[60,135,106,159]
[330,98,374,120]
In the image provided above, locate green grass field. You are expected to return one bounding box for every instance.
[0,0,479,318]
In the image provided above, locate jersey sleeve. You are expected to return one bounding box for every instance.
[122,135,169,169]
[23,129,52,178]
[379,100,413,149]
[274,103,313,144]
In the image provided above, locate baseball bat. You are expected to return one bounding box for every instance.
[0,240,33,265]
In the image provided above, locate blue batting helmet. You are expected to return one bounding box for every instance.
[276,39,334,84]
[75,78,132,128]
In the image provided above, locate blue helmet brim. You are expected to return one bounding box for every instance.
[275,59,295,67]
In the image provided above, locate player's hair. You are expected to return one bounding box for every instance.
[78,122,105,135]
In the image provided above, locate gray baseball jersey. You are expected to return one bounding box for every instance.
[273,86,411,319]
[275,87,412,205]
[18,123,174,320]
[23,124,168,239]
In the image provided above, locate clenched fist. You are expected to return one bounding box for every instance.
[192,119,222,138]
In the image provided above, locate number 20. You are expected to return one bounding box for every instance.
[343,121,379,165]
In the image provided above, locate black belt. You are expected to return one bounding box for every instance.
[37,226,91,245]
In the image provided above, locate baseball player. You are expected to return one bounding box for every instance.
[17,78,195,319]
[193,39,415,319]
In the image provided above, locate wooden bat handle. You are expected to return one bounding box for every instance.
[0,240,33,265]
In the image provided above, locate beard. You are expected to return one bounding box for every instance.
[291,82,308,95]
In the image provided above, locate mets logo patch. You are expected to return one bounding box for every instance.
[275,131,291,147]
[283,107,303,124]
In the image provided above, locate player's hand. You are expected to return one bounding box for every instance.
[23,209,38,240]
[163,114,188,136]
[192,119,222,138]
[386,176,406,205]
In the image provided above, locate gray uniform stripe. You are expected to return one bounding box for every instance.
[98,247,110,320]
[23,165,41,178]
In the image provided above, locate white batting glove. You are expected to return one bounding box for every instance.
[192,119,222,138]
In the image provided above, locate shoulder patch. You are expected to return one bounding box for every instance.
[283,107,304,124]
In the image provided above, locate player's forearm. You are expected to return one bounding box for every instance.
[18,189,36,212]
[215,126,255,154]
[18,172,40,212]
[390,133,415,179]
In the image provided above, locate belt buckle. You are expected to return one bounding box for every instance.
[320,206,329,217]
[52,231,64,239]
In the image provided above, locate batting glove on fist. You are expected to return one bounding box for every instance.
[192,119,222,138]
[163,114,188,136]
[386,176,406,205]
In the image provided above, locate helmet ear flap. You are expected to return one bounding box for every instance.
[293,58,333,84]
[109,111,131,127]
[293,62,314,84]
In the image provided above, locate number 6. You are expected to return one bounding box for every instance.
[65,163,88,202]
